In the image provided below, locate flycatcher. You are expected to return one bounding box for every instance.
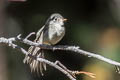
[23,13,67,75]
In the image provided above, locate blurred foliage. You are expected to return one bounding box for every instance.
[3,0,120,80]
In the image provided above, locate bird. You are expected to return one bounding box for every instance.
[23,13,67,75]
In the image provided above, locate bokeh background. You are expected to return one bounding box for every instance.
[0,0,120,80]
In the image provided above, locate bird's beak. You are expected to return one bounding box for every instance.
[63,18,67,22]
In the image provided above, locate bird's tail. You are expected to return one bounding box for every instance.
[23,46,46,76]
[115,66,120,74]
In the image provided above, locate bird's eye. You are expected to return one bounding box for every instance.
[54,18,57,21]
[51,17,58,21]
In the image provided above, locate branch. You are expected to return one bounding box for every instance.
[0,37,76,80]
[0,33,120,80]
[16,34,120,66]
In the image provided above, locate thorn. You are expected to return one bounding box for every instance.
[17,34,22,39]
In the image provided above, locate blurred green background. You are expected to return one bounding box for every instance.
[0,0,120,80]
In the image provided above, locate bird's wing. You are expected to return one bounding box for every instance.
[23,26,46,75]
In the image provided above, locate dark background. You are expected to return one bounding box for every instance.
[0,0,120,80]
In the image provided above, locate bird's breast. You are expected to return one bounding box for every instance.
[43,24,65,45]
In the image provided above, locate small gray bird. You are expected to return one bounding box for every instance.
[23,13,67,75]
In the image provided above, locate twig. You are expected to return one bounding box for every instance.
[0,37,76,80]
[54,60,96,78]
[16,34,120,67]
[0,33,120,80]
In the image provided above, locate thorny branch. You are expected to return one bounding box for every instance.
[0,32,120,80]
[0,36,76,80]
[17,33,120,67]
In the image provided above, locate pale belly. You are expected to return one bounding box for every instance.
[43,25,65,45]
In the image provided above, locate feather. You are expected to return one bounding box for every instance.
[23,26,46,75]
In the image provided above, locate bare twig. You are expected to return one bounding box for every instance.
[0,33,120,80]
[0,37,76,80]
[16,34,120,67]
[54,60,96,78]
[70,71,96,78]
